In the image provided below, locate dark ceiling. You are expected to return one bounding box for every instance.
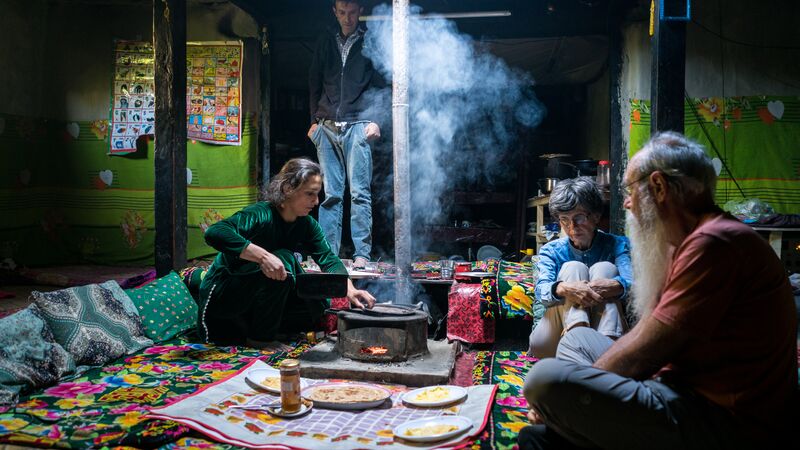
[231,0,642,42]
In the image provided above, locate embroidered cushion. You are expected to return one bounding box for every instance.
[497,259,543,321]
[125,271,198,342]
[32,280,153,366]
[447,282,495,344]
[0,305,75,405]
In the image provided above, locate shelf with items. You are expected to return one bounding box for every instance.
[526,194,560,253]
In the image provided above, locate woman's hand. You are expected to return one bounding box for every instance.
[346,279,375,309]
[587,278,623,299]
[240,244,287,281]
[259,253,287,280]
[556,280,603,308]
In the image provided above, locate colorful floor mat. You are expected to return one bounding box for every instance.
[0,337,536,450]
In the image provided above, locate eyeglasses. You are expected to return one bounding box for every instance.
[558,214,589,228]
[622,173,651,197]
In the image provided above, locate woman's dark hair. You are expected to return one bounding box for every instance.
[263,158,322,206]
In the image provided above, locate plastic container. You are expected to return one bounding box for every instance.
[520,248,534,262]
[596,160,610,187]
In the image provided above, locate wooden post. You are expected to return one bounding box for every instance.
[650,0,687,134]
[608,7,625,235]
[258,26,271,189]
[153,0,187,276]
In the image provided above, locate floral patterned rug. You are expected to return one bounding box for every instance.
[0,336,535,450]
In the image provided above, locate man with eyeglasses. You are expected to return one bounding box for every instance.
[528,177,633,359]
[519,132,796,449]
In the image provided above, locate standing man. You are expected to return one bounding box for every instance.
[308,0,384,267]
[520,132,797,449]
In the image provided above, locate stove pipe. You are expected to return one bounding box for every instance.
[392,0,412,304]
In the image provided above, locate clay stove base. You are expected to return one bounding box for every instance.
[298,339,458,387]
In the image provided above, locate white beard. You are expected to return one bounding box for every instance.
[627,190,670,321]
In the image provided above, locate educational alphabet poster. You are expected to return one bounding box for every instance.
[108,40,242,155]
[187,41,243,145]
[109,41,155,155]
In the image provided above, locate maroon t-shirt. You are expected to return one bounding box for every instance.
[652,212,797,438]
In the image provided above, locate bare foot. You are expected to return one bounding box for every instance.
[353,256,368,268]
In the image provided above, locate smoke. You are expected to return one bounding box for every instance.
[362,4,545,256]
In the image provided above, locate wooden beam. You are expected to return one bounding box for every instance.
[153,0,187,276]
[650,0,687,134]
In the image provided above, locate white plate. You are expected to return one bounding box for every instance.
[302,382,392,410]
[401,385,468,407]
[393,416,473,443]
[348,270,382,279]
[455,271,494,278]
[245,368,307,394]
[476,244,502,261]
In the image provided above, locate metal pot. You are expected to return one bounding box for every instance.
[540,154,573,179]
[538,177,560,194]
[572,159,598,176]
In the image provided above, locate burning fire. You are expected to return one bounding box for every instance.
[360,346,389,355]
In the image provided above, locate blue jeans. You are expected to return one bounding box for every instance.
[312,121,372,260]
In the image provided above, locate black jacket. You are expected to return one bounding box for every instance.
[308,29,385,126]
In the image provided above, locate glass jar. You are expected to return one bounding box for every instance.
[596,160,610,187]
[279,359,301,413]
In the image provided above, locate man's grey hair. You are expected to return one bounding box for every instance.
[634,131,716,211]
[263,158,322,205]
[549,176,604,217]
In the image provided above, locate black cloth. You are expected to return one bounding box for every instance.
[518,425,580,450]
[308,28,386,126]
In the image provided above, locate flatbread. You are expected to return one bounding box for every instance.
[306,385,387,403]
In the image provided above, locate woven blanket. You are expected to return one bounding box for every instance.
[0,338,536,450]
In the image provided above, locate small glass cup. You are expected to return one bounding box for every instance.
[341,259,353,272]
[440,259,455,279]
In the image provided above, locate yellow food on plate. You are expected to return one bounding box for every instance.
[404,424,459,437]
[414,386,451,402]
[259,376,280,390]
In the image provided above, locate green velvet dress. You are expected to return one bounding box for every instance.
[197,202,346,344]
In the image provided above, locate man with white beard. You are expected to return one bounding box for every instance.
[519,132,797,449]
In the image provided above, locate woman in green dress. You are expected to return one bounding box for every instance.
[197,158,375,347]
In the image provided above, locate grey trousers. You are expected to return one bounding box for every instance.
[528,261,627,358]
[522,328,751,449]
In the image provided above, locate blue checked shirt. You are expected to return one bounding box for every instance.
[535,230,633,308]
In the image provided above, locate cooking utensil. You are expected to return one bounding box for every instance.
[572,159,598,176]
[325,303,417,317]
[538,177,559,194]
[295,272,349,299]
[540,153,573,179]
